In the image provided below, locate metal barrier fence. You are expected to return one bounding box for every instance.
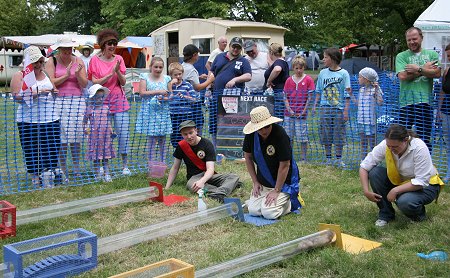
[0,71,448,194]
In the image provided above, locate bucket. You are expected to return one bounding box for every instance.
[148,161,167,178]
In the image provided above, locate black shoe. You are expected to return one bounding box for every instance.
[208,194,225,203]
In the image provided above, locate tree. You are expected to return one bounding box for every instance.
[0,0,40,35]
[43,0,104,34]
[93,0,230,37]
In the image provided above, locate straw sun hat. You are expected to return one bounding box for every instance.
[24,46,44,63]
[243,106,283,134]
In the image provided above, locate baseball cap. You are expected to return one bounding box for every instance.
[179,120,197,131]
[183,44,200,57]
[229,37,243,48]
[244,40,256,52]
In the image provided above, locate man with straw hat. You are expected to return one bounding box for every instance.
[243,106,303,219]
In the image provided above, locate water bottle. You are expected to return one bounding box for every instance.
[204,89,212,110]
[417,251,448,261]
[41,169,55,188]
[197,189,207,212]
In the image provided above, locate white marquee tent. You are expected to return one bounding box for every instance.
[414,0,450,67]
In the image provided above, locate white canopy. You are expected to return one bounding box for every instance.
[414,0,450,54]
[4,34,97,49]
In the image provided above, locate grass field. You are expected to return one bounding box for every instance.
[1,161,449,277]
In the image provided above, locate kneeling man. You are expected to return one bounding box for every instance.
[243,106,302,219]
[165,120,241,202]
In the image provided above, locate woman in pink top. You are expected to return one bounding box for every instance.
[88,28,131,176]
[46,37,88,181]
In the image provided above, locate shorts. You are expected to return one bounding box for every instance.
[283,116,308,142]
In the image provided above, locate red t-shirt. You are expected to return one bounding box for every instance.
[283,75,315,116]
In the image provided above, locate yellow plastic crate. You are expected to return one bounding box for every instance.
[109,258,194,278]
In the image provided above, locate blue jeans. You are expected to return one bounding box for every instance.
[368,166,439,221]
[110,111,130,155]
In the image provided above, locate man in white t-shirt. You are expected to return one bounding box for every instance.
[205,36,227,71]
[244,40,270,93]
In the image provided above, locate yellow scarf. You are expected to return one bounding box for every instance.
[385,148,444,201]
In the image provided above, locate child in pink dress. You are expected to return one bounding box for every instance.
[83,84,116,182]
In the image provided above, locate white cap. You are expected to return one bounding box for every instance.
[88,84,110,98]
[359,67,379,82]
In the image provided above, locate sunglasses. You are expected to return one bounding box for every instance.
[231,45,242,49]
[246,50,254,55]
[105,40,118,46]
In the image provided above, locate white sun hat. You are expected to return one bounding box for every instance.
[52,37,79,49]
[243,106,283,134]
[24,46,44,63]
[88,84,110,98]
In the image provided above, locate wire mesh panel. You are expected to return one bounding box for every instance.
[3,228,97,278]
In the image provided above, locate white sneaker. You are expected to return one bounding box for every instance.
[122,167,131,176]
[375,219,388,227]
[99,166,104,176]
[103,174,112,182]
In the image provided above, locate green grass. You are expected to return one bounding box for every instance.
[1,162,449,277]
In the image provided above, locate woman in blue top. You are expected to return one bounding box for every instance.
[264,43,289,119]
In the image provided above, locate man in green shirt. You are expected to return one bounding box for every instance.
[395,27,441,150]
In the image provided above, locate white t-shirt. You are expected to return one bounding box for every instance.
[182,62,200,85]
[208,48,223,63]
[357,85,383,125]
[245,52,269,91]
[16,74,61,123]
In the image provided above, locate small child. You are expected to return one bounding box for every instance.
[357,67,383,160]
[83,84,115,182]
[135,57,172,165]
[283,55,315,161]
[168,62,199,147]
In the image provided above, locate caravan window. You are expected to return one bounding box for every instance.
[11,55,23,67]
[193,38,211,55]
